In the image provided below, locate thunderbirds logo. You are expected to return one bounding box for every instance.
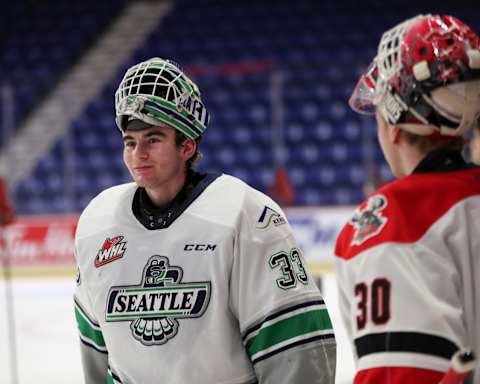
[349,195,388,245]
[256,206,287,230]
[117,95,146,115]
[95,236,127,267]
[105,256,211,346]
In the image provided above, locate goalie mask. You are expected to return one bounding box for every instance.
[349,14,480,136]
[115,58,210,139]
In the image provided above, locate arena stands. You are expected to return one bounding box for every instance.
[6,0,479,213]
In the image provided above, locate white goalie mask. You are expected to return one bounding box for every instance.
[115,58,210,139]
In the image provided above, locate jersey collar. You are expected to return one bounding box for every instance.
[132,170,220,230]
[413,149,473,174]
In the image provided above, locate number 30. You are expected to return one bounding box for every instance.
[355,278,391,330]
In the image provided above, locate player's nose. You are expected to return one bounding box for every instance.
[132,142,149,159]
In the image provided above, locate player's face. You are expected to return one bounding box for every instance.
[122,125,194,191]
[471,127,480,165]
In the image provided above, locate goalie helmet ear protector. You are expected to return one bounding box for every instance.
[349,14,480,137]
[115,58,210,139]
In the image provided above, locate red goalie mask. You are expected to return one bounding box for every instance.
[350,14,480,136]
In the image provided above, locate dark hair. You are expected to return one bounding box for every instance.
[174,130,202,169]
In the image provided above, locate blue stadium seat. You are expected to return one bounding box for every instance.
[0,0,127,151]
[12,0,478,212]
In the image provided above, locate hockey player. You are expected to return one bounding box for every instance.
[74,58,336,383]
[335,14,480,383]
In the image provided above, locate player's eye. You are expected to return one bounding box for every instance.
[124,141,135,148]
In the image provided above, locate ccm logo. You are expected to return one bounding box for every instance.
[184,244,217,251]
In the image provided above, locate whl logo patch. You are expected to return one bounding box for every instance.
[256,206,287,230]
[95,236,127,267]
[105,255,211,346]
[349,194,388,245]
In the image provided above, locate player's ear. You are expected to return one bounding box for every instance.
[391,125,401,144]
[180,138,197,160]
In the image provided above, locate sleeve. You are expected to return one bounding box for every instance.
[230,197,336,384]
[335,239,468,384]
[73,248,109,384]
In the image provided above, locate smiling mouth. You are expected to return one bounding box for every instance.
[133,166,154,176]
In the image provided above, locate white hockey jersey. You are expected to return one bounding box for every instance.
[74,174,336,384]
[335,153,480,383]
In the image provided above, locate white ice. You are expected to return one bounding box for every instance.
[0,274,355,384]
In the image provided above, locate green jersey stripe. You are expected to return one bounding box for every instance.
[74,296,101,329]
[243,303,327,344]
[252,329,335,362]
[245,309,332,357]
[75,307,106,348]
[252,331,335,365]
[108,366,123,383]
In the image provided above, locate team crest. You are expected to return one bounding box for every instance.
[349,195,388,245]
[105,255,211,346]
[117,95,146,115]
[256,206,287,230]
[95,236,127,267]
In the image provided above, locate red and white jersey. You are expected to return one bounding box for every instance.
[335,160,480,383]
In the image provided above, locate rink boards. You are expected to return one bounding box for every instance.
[0,207,354,278]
